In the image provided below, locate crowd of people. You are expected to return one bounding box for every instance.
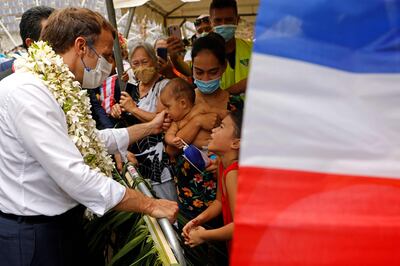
[0,0,251,264]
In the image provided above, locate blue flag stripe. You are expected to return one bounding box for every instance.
[254,0,400,73]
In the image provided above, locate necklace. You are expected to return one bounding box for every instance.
[14,41,115,177]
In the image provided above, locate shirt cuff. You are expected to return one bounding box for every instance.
[113,128,130,155]
[89,179,126,216]
[97,128,130,155]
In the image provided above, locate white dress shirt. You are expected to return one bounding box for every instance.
[0,72,128,216]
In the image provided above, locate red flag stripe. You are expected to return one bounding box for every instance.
[231,166,400,265]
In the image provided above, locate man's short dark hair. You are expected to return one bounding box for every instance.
[210,0,238,16]
[19,6,54,49]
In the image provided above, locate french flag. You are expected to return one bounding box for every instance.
[232,1,400,265]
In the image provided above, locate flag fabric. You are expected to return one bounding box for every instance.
[232,1,400,265]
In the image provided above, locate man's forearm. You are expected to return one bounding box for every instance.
[227,78,247,95]
[171,54,192,77]
[126,121,155,144]
[113,188,155,214]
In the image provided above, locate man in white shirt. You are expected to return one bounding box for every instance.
[0,7,178,265]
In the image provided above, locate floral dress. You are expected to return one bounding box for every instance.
[174,154,217,217]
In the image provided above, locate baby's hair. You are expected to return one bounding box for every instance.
[229,109,243,138]
[164,78,196,104]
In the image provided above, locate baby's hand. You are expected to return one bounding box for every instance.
[172,137,185,149]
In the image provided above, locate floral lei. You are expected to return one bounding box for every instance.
[14,41,114,177]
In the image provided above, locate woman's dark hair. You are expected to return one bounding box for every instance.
[191,32,226,66]
[230,109,243,138]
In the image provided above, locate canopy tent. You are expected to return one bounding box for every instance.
[0,0,258,52]
[113,0,259,47]
[114,0,259,27]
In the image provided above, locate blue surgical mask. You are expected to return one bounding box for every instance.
[194,78,220,94]
[213,25,237,42]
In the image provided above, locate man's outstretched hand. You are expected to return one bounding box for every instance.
[150,110,172,134]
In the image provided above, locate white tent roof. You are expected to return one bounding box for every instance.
[0,0,258,52]
[114,0,259,26]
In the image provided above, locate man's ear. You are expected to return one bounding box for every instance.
[74,37,87,56]
[231,138,240,150]
[24,38,33,48]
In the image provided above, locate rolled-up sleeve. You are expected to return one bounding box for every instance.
[97,128,130,155]
[10,82,126,216]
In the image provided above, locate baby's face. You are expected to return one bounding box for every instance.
[161,92,184,122]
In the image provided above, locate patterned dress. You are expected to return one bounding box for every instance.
[174,154,217,217]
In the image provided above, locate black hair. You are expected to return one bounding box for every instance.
[191,32,226,66]
[163,78,196,105]
[210,0,238,16]
[20,6,54,49]
[230,109,243,138]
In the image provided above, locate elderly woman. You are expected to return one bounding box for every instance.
[110,41,176,202]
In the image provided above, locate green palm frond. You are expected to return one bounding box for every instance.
[84,165,183,266]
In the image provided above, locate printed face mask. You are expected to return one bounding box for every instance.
[213,24,237,42]
[133,66,157,84]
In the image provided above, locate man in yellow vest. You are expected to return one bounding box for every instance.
[210,0,252,94]
[167,0,252,95]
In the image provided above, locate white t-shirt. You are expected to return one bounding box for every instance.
[0,72,128,216]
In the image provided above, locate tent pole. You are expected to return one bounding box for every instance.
[124,7,135,39]
[0,20,18,48]
[105,0,126,91]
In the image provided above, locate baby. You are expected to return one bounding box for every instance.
[160,78,218,156]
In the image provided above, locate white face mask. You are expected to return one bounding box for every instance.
[81,50,112,89]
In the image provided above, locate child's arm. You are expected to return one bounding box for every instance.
[185,170,238,247]
[187,223,234,247]
[164,122,182,157]
[226,170,238,219]
[182,198,222,239]
[182,175,223,238]
[164,122,179,146]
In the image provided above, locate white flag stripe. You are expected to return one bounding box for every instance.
[241,53,400,178]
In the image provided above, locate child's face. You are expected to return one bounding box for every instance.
[161,92,185,122]
[208,115,236,153]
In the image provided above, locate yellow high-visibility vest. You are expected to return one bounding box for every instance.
[220,38,253,90]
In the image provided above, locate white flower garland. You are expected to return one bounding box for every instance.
[14,41,114,177]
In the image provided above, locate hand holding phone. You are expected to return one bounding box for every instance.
[168,25,182,40]
[156,47,168,61]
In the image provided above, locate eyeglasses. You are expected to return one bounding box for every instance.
[87,43,114,63]
[194,16,210,27]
